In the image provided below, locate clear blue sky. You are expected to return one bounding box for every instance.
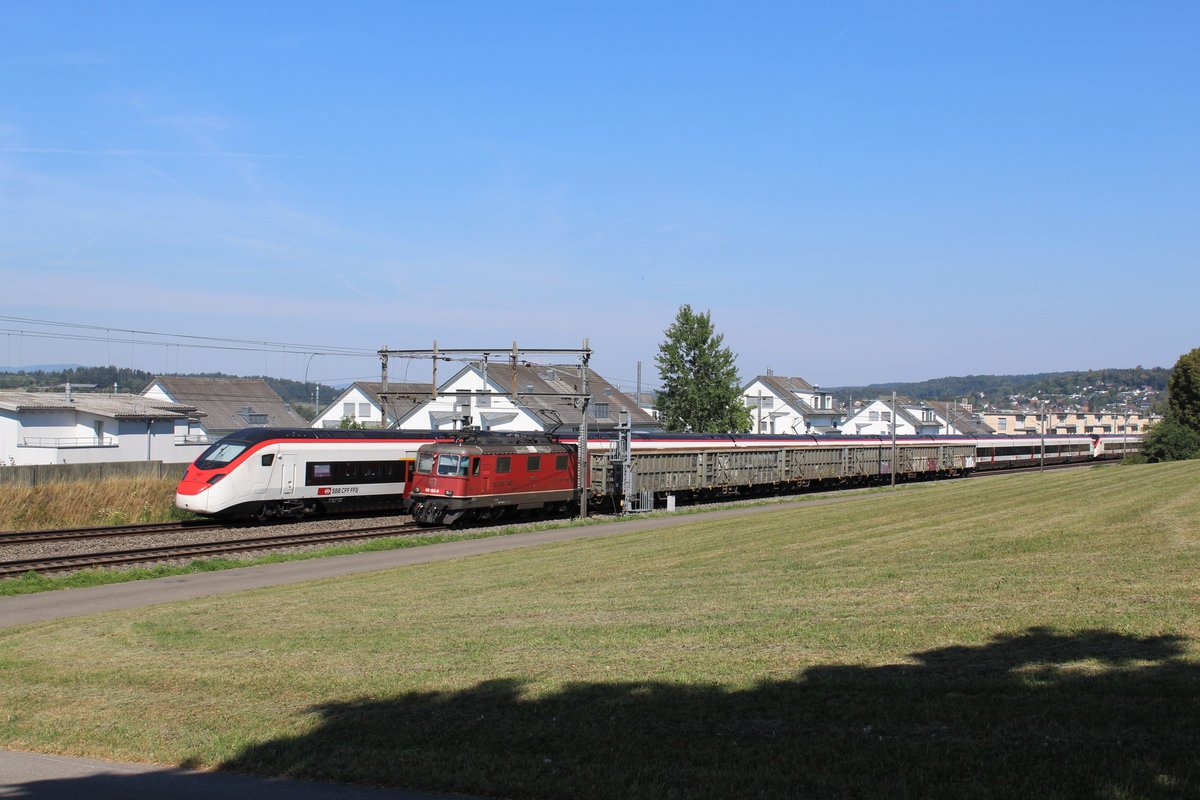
[1,2,1196,391]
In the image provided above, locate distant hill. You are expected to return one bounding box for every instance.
[0,364,82,373]
[830,367,1169,412]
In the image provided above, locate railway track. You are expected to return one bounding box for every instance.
[0,520,431,578]
[0,520,229,546]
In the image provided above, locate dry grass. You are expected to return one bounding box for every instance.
[0,477,183,530]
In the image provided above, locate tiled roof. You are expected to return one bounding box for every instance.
[752,375,840,418]
[145,376,306,432]
[485,363,657,429]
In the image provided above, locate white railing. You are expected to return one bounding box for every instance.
[175,434,210,445]
[21,435,117,448]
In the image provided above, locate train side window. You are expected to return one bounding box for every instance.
[555,454,568,470]
[307,463,333,486]
[528,455,541,471]
[361,462,381,480]
[335,462,358,480]
[472,458,481,476]
[496,456,511,473]
[261,454,275,467]
[457,458,470,477]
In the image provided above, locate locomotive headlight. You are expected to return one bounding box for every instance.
[206,474,226,485]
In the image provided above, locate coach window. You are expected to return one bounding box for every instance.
[528,455,541,471]
[307,463,333,485]
[417,453,435,474]
[496,456,511,474]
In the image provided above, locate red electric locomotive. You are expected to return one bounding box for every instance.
[407,433,579,525]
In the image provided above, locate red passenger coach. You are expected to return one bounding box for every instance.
[407,433,579,525]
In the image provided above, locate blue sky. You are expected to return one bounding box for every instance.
[1,2,1196,391]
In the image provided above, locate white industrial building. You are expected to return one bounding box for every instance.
[0,389,204,466]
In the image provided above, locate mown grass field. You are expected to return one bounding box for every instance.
[1,462,1197,799]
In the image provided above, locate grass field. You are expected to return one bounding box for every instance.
[1,462,1197,799]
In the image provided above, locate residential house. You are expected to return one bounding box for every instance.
[393,363,659,433]
[984,410,1156,436]
[741,374,841,434]
[841,398,944,436]
[141,376,307,442]
[0,389,202,466]
[312,381,430,429]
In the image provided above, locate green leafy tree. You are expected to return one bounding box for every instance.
[1140,415,1200,462]
[1166,347,1200,433]
[338,416,364,429]
[655,305,752,433]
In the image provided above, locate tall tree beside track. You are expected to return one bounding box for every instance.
[1167,347,1200,433]
[655,305,752,433]
[1143,347,1200,461]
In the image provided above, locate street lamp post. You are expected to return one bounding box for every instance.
[304,352,324,422]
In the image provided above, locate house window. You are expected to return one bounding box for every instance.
[343,402,355,417]
[881,412,891,422]
[358,403,371,417]
[998,418,1008,431]
[869,411,880,422]
[759,397,774,409]
[591,403,610,419]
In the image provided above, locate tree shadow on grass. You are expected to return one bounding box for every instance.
[214,626,1199,800]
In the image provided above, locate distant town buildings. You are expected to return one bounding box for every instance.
[0,363,1166,470]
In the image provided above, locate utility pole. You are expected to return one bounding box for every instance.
[891,390,897,488]
[578,338,591,520]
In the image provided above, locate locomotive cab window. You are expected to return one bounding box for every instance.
[437,454,470,477]
[417,453,435,474]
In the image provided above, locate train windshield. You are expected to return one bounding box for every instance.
[195,440,250,470]
[436,454,470,477]
[417,452,435,474]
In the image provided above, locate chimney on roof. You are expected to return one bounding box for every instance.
[65,382,72,402]
[767,367,773,376]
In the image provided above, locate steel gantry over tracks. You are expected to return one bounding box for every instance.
[377,339,594,519]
